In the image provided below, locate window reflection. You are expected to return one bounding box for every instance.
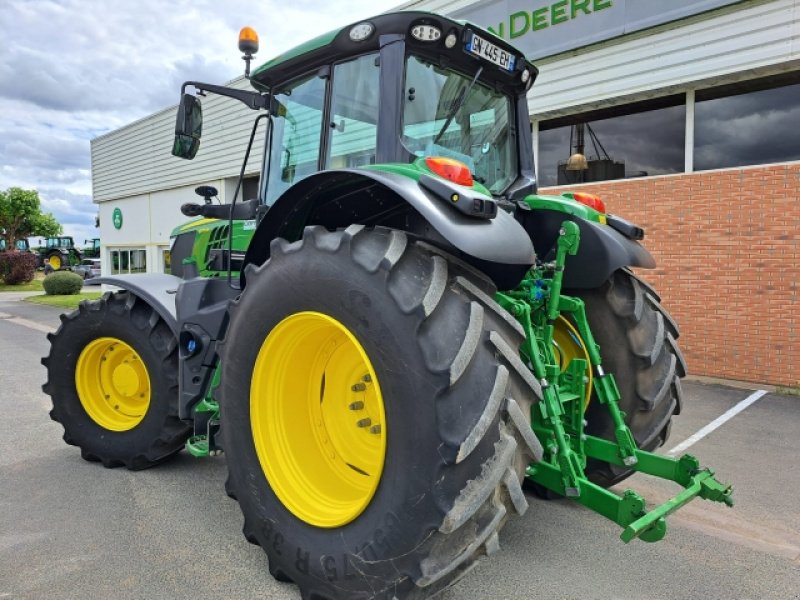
[695,79,800,171]
[538,103,684,187]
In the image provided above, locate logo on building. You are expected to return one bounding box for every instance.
[112,207,123,230]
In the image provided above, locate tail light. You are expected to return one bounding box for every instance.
[570,191,606,213]
[425,157,474,187]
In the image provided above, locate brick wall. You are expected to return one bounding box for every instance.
[540,163,800,388]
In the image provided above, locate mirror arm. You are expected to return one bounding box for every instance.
[181,81,269,111]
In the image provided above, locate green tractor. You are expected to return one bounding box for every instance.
[38,235,82,270]
[0,237,32,253]
[43,12,732,599]
[82,238,101,259]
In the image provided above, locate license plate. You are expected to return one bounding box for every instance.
[466,32,516,72]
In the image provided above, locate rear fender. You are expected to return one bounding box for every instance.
[243,169,536,289]
[516,207,655,289]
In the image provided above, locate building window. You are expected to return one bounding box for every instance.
[161,248,171,273]
[694,73,800,171]
[537,96,685,187]
[110,248,147,274]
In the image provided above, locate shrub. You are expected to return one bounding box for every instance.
[0,251,38,284]
[43,271,83,295]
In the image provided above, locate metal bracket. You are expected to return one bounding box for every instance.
[498,219,733,543]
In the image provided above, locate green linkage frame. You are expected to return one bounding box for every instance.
[496,221,733,543]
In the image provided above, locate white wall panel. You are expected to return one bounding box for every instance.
[92,77,263,202]
[529,0,800,118]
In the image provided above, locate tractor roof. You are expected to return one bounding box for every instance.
[250,11,536,94]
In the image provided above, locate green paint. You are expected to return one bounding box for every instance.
[364,158,493,197]
[571,0,592,18]
[486,22,505,38]
[252,28,341,82]
[551,0,569,25]
[112,207,123,230]
[532,7,549,30]
[495,219,733,543]
[489,0,613,40]
[169,217,254,278]
[520,192,605,223]
[510,11,530,38]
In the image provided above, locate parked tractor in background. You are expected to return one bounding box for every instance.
[82,238,101,259]
[37,236,82,271]
[43,12,732,599]
[0,238,32,253]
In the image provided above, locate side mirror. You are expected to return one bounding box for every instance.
[172,93,203,159]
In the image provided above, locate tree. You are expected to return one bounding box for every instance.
[0,187,62,249]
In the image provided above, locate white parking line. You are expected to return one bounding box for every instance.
[0,311,55,335]
[666,389,769,455]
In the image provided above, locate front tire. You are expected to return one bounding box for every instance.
[220,226,542,599]
[42,292,191,469]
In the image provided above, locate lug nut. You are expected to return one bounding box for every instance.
[351,383,366,392]
[362,374,372,383]
[369,424,381,434]
[356,418,372,428]
[348,401,364,410]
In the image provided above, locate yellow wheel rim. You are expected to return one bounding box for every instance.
[48,254,62,270]
[251,312,387,528]
[552,316,593,409]
[75,337,151,431]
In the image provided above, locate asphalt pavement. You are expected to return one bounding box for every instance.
[1,291,798,600]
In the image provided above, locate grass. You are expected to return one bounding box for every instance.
[24,292,103,309]
[0,275,44,292]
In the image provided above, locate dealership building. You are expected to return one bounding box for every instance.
[91,0,799,387]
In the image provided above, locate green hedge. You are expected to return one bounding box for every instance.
[0,251,38,285]
[43,271,83,295]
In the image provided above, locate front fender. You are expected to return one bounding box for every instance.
[90,274,182,334]
[243,169,536,287]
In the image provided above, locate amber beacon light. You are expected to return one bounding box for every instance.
[239,27,260,76]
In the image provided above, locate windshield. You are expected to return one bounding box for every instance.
[402,55,518,194]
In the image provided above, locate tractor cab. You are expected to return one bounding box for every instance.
[173,12,537,206]
[250,13,537,206]
[45,236,76,249]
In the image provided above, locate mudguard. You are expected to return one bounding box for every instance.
[243,169,536,285]
[516,206,656,289]
[90,274,182,334]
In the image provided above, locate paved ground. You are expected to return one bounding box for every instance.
[1,291,798,600]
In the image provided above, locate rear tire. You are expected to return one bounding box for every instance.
[220,226,542,599]
[570,269,686,487]
[42,292,191,469]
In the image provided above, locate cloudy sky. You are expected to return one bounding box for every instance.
[0,0,402,244]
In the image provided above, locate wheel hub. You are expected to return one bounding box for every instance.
[251,312,387,528]
[75,337,151,431]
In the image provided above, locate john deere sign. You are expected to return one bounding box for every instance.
[112,207,123,230]
[452,0,744,59]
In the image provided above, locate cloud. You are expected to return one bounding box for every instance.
[695,85,800,169]
[0,0,402,240]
